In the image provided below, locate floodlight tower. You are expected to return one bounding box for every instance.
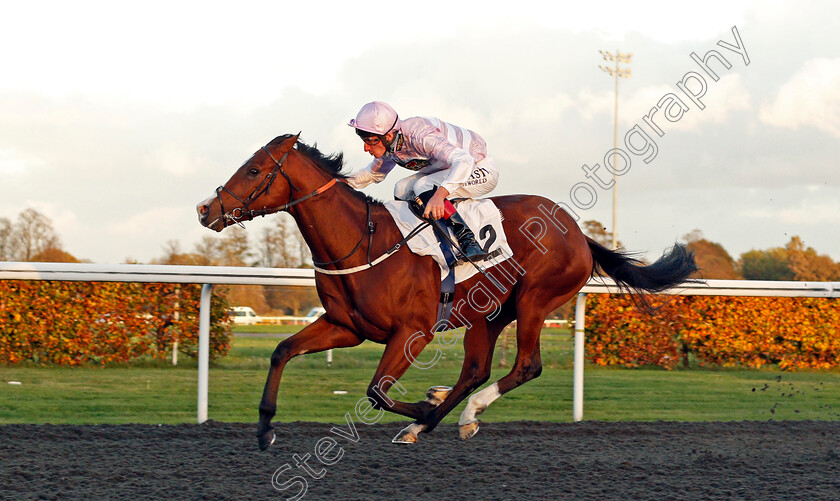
[599,49,632,250]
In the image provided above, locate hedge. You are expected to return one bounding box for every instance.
[0,281,231,365]
[585,294,840,370]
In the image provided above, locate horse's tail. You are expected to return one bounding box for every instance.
[586,237,699,311]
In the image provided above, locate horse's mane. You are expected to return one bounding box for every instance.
[268,134,383,206]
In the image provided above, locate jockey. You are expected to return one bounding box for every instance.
[347,101,499,261]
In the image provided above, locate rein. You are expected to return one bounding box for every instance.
[215,146,337,228]
[216,140,425,275]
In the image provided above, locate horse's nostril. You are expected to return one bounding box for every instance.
[198,204,209,216]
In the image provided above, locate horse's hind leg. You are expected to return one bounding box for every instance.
[396,313,512,443]
[457,291,576,440]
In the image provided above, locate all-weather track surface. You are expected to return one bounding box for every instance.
[2,420,839,500]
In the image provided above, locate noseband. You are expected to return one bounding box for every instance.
[215,145,336,228]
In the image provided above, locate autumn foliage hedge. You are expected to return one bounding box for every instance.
[585,294,840,370]
[0,281,231,365]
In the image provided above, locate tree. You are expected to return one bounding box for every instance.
[739,248,794,280]
[174,215,317,314]
[785,236,840,281]
[0,217,12,260]
[219,226,253,266]
[159,240,184,264]
[0,209,67,262]
[263,284,320,316]
[192,236,224,266]
[9,208,61,261]
[581,220,621,248]
[738,236,840,281]
[250,215,318,314]
[682,230,740,279]
[154,240,203,266]
[226,284,270,313]
[255,221,291,268]
[298,229,313,268]
[255,214,311,268]
[218,227,267,312]
[31,247,80,263]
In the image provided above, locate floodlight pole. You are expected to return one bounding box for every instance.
[599,50,632,250]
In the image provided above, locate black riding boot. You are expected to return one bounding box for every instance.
[408,189,489,262]
[444,212,488,262]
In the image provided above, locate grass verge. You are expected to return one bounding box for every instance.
[2,328,839,425]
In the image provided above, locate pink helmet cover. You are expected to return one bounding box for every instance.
[348,101,401,135]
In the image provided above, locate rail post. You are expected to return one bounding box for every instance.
[198,283,213,423]
[573,292,586,422]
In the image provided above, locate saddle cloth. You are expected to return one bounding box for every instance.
[383,198,513,283]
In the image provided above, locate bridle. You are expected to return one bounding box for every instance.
[211,139,418,276]
[214,145,336,228]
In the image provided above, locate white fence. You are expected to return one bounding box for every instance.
[574,278,839,421]
[1,262,838,423]
[0,262,313,423]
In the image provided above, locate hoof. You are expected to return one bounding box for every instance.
[392,423,424,444]
[257,428,276,451]
[426,385,452,406]
[392,431,417,444]
[459,421,480,440]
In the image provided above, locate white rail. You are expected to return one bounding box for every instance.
[1,262,838,423]
[581,278,840,298]
[573,278,839,421]
[0,262,316,286]
[0,262,314,423]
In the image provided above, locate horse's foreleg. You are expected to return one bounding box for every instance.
[257,317,362,450]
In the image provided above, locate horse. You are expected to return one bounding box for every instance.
[196,134,698,450]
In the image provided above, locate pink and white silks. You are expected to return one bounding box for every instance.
[348,116,499,201]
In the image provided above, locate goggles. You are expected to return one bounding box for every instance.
[360,135,382,146]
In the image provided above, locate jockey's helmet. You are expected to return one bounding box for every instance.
[348,101,401,136]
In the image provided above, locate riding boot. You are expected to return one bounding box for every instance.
[444,211,488,262]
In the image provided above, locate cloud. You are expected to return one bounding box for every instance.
[0,147,43,175]
[739,184,840,225]
[575,89,614,122]
[146,146,207,178]
[106,207,184,238]
[620,74,752,133]
[743,199,840,225]
[759,57,840,138]
[2,3,838,264]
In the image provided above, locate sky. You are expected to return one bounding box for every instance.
[1,0,839,265]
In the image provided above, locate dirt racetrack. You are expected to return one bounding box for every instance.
[2,420,839,500]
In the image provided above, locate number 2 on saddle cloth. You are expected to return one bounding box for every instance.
[407,187,504,331]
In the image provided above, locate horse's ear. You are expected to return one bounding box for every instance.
[274,133,301,154]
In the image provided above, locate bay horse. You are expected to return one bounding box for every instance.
[196,134,697,450]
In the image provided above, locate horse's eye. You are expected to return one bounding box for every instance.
[249,168,260,176]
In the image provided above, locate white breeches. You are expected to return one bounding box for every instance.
[393,157,499,201]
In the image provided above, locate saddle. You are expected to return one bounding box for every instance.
[383,197,513,331]
[382,198,513,284]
